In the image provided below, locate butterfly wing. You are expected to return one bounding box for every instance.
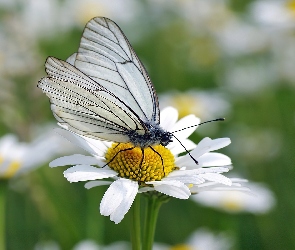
[38,57,147,142]
[70,17,160,124]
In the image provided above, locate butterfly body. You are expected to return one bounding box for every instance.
[126,121,173,148]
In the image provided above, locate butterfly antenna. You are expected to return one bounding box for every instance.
[170,118,225,165]
[172,118,225,133]
[171,134,198,165]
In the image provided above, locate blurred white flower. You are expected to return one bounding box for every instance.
[228,127,281,162]
[72,240,100,250]
[250,0,295,28]
[19,0,65,39]
[0,29,39,77]
[72,240,130,250]
[186,229,233,250]
[64,0,140,27]
[191,181,276,214]
[159,90,230,120]
[0,0,18,9]
[34,240,60,250]
[270,33,295,83]
[248,1,295,84]
[144,0,235,36]
[0,0,136,42]
[176,0,234,32]
[215,19,269,56]
[0,127,73,179]
[222,61,277,95]
[154,228,233,250]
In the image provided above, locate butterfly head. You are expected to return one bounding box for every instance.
[159,131,173,146]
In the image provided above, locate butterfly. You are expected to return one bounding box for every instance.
[38,17,174,150]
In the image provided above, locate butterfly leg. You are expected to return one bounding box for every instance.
[149,146,165,176]
[103,146,135,168]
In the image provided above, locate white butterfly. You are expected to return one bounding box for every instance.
[38,17,173,149]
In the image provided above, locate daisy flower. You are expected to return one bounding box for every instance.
[191,181,275,214]
[159,90,230,120]
[72,240,130,250]
[250,0,295,28]
[0,128,71,179]
[64,0,139,27]
[50,107,243,224]
[154,228,233,250]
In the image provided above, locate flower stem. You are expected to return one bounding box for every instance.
[131,195,141,250]
[142,194,168,250]
[0,180,8,250]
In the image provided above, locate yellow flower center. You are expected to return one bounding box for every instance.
[173,94,202,118]
[76,3,108,25]
[221,196,243,212]
[170,244,193,250]
[105,142,176,183]
[287,0,295,14]
[0,156,21,179]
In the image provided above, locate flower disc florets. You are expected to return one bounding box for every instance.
[105,142,176,183]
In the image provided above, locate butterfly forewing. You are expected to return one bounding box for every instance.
[73,17,160,123]
[38,57,147,142]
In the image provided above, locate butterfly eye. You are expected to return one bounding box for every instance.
[160,132,173,146]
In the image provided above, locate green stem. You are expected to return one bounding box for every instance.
[0,180,8,250]
[131,195,141,250]
[142,194,164,250]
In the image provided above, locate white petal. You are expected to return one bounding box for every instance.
[171,115,200,140]
[85,180,112,189]
[230,178,248,183]
[192,138,231,156]
[194,166,230,174]
[182,137,231,162]
[147,180,191,199]
[100,183,124,216]
[168,167,229,177]
[168,139,196,155]
[55,128,107,157]
[165,175,205,185]
[100,179,138,224]
[0,134,18,150]
[198,153,232,167]
[160,106,178,131]
[165,168,229,184]
[109,182,138,224]
[164,169,203,183]
[175,137,221,167]
[192,137,216,157]
[177,152,231,168]
[208,138,231,151]
[138,187,155,193]
[63,165,117,182]
[49,154,101,167]
[199,173,232,186]
[175,154,196,168]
